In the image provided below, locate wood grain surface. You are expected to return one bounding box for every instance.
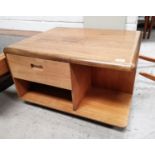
[4,28,142,71]
[92,67,136,94]
[71,64,91,110]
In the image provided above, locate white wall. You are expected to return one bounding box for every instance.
[0,16,138,31]
[84,16,126,30]
[0,16,84,31]
[84,16,138,30]
[126,16,138,30]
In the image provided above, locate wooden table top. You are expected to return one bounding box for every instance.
[4,28,142,71]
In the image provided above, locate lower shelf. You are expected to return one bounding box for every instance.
[21,85,132,128]
[78,88,132,127]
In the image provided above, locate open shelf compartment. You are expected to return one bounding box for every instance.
[78,87,132,127]
[70,65,135,127]
[14,78,73,112]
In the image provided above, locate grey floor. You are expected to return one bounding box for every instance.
[0,32,155,139]
[0,35,25,53]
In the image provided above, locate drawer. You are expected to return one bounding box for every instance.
[7,54,72,90]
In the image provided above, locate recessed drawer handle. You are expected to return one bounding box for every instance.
[31,64,43,71]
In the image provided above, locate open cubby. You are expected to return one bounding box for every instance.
[29,82,72,101]
[14,78,73,112]
[78,87,132,127]
[70,65,134,127]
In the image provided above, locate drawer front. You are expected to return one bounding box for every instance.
[7,54,71,90]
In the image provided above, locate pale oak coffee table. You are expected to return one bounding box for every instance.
[4,28,142,128]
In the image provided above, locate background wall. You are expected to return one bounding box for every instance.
[84,16,138,30]
[126,16,138,30]
[84,16,126,29]
[0,16,84,31]
[0,16,138,31]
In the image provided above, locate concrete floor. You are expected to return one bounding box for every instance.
[0,32,155,139]
[0,35,25,52]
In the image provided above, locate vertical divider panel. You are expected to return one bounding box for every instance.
[70,64,91,110]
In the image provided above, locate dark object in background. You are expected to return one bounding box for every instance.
[147,16,155,39]
[0,53,13,92]
[143,16,150,39]
[143,16,155,39]
[0,73,13,92]
[138,16,155,39]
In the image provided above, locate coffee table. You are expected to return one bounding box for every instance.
[4,28,142,127]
